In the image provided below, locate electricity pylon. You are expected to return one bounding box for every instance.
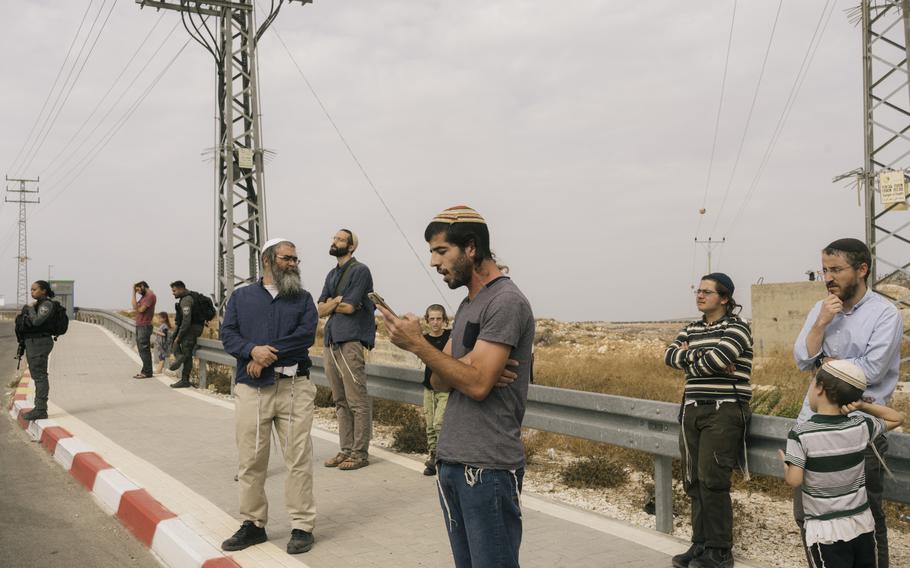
[135,0,312,312]
[5,176,39,307]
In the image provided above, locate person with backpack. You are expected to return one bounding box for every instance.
[317,229,376,471]
[168,280,215,388]
[17,280,67,421]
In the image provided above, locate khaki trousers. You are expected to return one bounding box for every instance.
[422,389,448,452]
[235,377,317,531]
[325,341,372,460]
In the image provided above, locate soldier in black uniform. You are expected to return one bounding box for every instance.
[19,280,58,421]
[168,280,204,388]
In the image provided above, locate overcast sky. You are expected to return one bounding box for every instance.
[0,1,875,321]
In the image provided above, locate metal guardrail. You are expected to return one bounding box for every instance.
[65,308,910,534]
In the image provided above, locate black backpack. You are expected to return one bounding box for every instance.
[189,291,217,324]
[50,301,69,337]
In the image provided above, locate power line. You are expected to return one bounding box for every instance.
[35,38,192,215]
[6,0,96,176]
[18,0,117,176]
[698,0,738,215]
[40,12,166,180]
[722,0,835,237]
[265,21,454,311]
[709,0,783,236]
[43,16,180,181]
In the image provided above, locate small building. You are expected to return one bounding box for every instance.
[750,281,826,357]
[49,280,75,319]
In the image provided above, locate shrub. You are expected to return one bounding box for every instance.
[314,385,334,408]
[560,455,629,489]
[392,413,428,454]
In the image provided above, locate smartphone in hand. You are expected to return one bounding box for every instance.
[368,292,398,318]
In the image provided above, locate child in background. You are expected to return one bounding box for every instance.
[422,304,450,476]
[781,360,904,568]
[154,311,172,375]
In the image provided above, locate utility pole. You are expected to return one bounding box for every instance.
[134,0,312,312]
[857,1,910,367]
[860,1,910,284]
[694,237,725,274]
[5,176,39,307]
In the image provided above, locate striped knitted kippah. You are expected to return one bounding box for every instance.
[821,360,867,391]
[431,205,486,225]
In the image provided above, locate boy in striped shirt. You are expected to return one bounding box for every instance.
[782,360,904,568]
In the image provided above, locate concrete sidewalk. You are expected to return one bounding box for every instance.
[38,321,689,567]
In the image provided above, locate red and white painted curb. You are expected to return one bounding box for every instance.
[8,374,241,568]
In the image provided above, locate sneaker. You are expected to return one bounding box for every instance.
[286,529,314,554]
[690,547,733,568]
[133,373,152,379]
[221,521,267,551]
[170,380,191,389]
[168,359,182,371]
[21,409,48,421]
[324,452,349,468]
[672,543,705,568]
[423,464,437,476]
[424,450,436,468]
[338,456,369,470]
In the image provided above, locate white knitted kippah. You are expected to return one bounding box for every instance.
[821,359,867,391]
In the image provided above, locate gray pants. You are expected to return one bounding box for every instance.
[25,336,54,412]
[325,341,372,460]
[136,324,153,375]
[172,324,204,380]
[794,434,889,568]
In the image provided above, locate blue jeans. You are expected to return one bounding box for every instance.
[436,462,524,568]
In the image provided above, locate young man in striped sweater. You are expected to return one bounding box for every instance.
[664,273,753,568]
[781,360,904,568]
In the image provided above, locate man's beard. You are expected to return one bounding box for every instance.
[272,265,303,297]
[329,244,349,257]
[444,254,474,290]
[829,278,860,302]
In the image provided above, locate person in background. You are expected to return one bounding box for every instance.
[421,303,451,476]
[132,281,157,379]
[792,238,902,568]
[19,281,59,421]
[781,360,904,568]
[153,311,172,375]
[664,273,753,568]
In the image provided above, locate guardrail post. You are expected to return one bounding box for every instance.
[654,455,673,534]
[198,361,207,390]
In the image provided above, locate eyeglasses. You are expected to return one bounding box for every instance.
[277,255,299,264]
[821,265,852,275]
[694,289,718,296]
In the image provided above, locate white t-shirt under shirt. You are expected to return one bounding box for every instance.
[264,284,298,377]
[785,413,885,546]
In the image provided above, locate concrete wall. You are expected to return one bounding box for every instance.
[751,281,827,356]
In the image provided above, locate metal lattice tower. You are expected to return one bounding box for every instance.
[135,0,312,311]
[4,176,39,307]
[859,0,910,366]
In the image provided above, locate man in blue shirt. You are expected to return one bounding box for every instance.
[793,238,902,568]
[318,229,376,471]
[220,238,319,556]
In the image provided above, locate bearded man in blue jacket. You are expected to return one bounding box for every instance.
[219,237,319,556]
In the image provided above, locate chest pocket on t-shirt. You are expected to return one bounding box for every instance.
[462,322,480,351]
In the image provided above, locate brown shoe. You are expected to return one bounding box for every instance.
[338,457,369,471]
[324,452,349,468]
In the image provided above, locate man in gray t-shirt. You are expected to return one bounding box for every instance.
[379,205,534,568]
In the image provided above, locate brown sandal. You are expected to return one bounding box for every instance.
[324,452,349,468]
[338,457,369,471]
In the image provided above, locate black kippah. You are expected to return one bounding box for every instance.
[705,272,735,294]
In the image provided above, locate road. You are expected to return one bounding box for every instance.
[0,320,160,568]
